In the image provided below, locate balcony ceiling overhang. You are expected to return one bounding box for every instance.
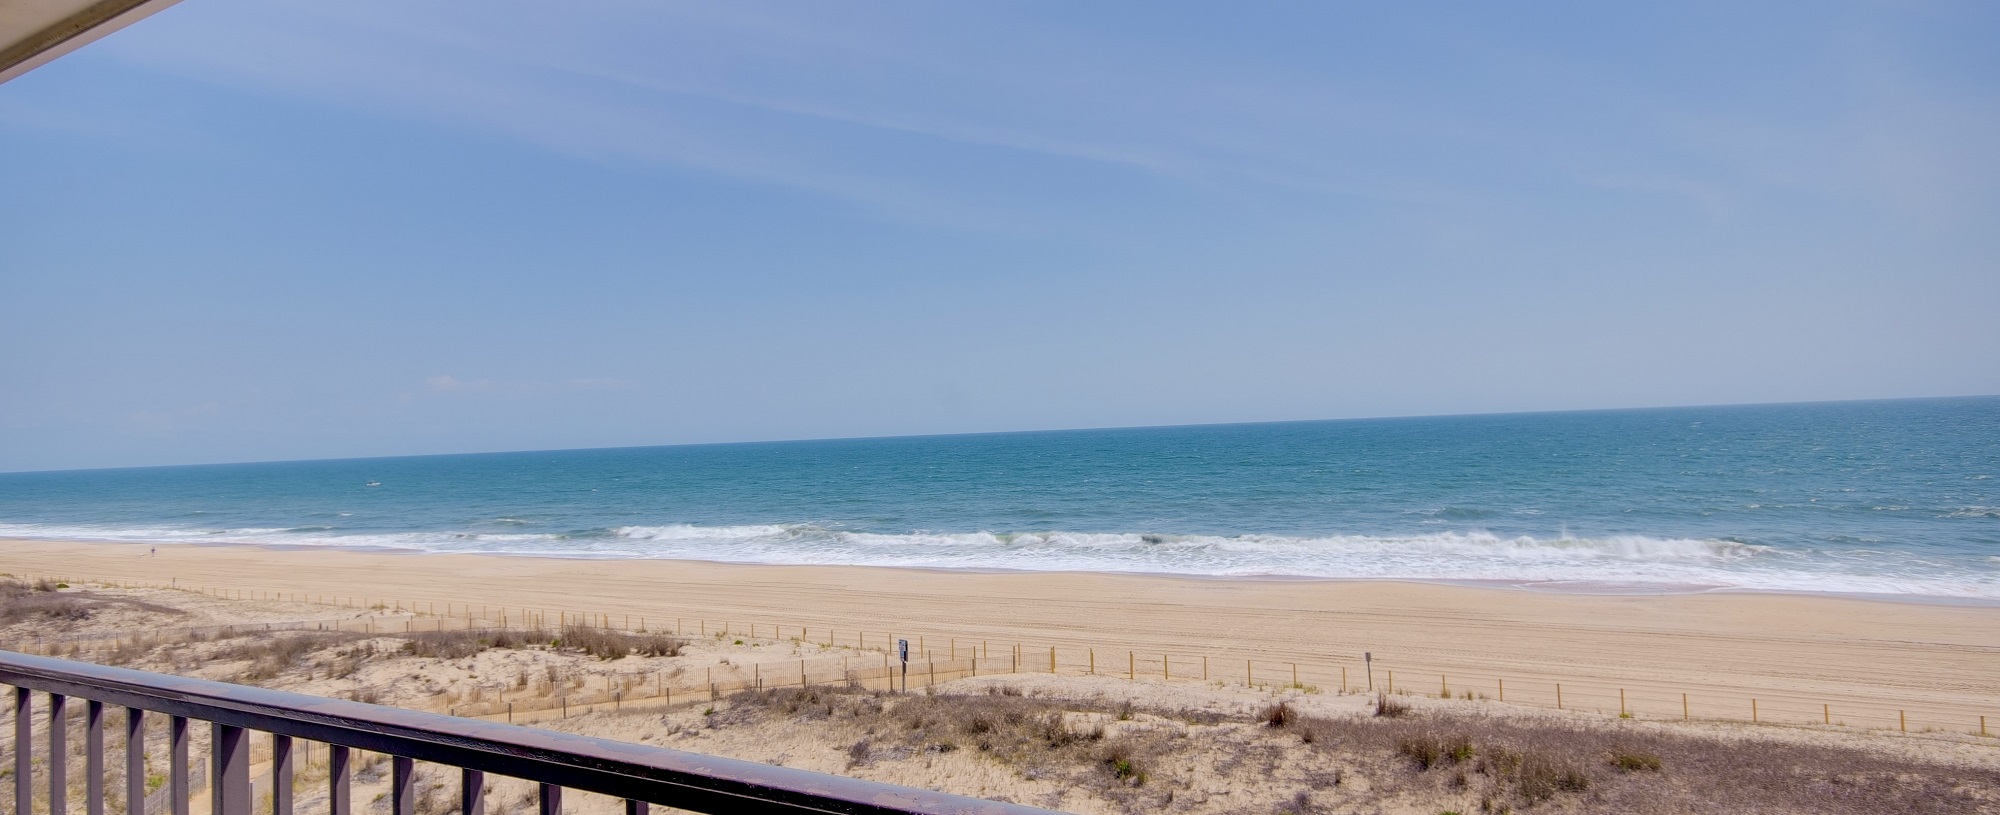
[1,0,182,85]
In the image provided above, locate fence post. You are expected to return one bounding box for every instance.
[1128,652,1134,680]
[1682,693,1688,721]
[1555,683,1561,710]
[1619,689,1626,717]
[1752,699,1758,723]
[1050,647,1056,674]
[1900,710,1906,732]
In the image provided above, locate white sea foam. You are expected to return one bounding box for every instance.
[4,521,1995,599]
[614,524,798,541]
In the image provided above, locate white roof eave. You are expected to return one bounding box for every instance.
[0,0,183,85]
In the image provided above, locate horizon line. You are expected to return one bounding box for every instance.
[4,392,1994,477]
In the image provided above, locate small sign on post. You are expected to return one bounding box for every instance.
[897,639,909,692]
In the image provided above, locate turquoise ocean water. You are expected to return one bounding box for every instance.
[2,397,1997,600]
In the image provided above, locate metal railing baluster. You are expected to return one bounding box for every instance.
[537,784,560,815]
[268,736,290,815]
[168,717,187,815]
[210,725,247,815]
[15,687,31,815]
[49,694,67,815]
[85,701,103,815]
[326,746,349,815]
[390,757,413,815]
[623,800,646,815]
[123,709,142,815]
[459,770,482,815]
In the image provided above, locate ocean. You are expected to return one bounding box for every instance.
[3,397,1997,600]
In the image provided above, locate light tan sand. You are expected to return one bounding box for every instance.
[5,538,1998,735]
[7,576,1998,815]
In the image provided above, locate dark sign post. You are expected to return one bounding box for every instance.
[897,639,909,692]
[1364,652,1373,692]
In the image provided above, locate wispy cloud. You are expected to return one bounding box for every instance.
[95,2,1516,226]
[82,0,1999,237]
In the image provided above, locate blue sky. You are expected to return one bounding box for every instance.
[2,1,1997,472]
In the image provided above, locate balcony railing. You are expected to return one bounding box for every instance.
[1,651,1060,815]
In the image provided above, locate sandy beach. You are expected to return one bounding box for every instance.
[5,538,1998,735]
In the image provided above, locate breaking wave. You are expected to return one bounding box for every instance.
[4,521,1995,599]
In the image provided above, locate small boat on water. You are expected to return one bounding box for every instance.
[365,481,381,487]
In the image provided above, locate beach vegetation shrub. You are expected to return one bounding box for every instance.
[1277,790,1316,815]
[1609,750,1662,772]
[217,633,343,682]
[1101,742,1146,785]
[1398,732,1473,770]
[1512,752,1590,803]
[0,580,182,628]
[557,623,684,659]
[1263,702,1294,727]
[1374,693,1410,718]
